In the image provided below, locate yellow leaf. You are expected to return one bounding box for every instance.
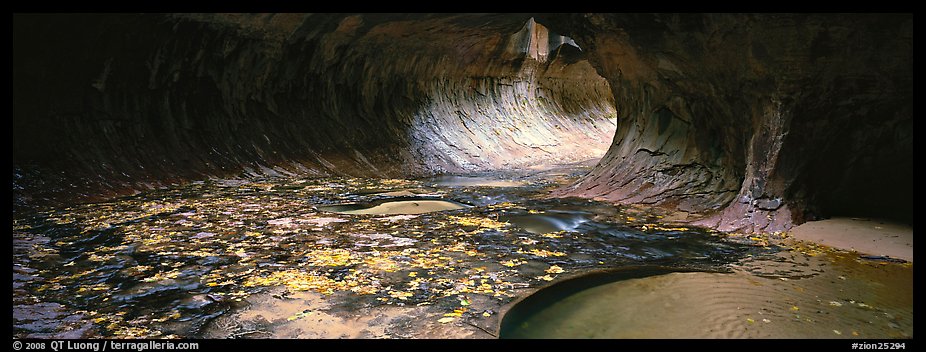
[790,306,800,311]
[545,265,564,274]
[482,311,491,317]
[536,275,554,281]
[437,317,455,324]
[746,318,755,324]
[287,311,313,321]
[408,272,417,277]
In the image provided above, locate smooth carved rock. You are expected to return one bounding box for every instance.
[14,13,912,232]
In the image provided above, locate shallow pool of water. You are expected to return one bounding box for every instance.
[500,252,913,339]
[11,165,912,339]
[318,198,471,215]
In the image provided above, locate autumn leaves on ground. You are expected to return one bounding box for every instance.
[12,167,912,339]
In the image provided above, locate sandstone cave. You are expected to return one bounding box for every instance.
[13,13,912,340]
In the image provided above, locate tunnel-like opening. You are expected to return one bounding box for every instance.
[12,14,617,212]
[12,12,913,340]
[13,13,912,233]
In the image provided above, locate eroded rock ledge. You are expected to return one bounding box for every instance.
[540,13,912,232]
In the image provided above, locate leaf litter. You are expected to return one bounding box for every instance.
[11,173,791,338]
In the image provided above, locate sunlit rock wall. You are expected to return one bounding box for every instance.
[13,14,615,209]
[14,13,911,232]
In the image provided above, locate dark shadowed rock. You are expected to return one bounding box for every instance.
[13,13,911,232]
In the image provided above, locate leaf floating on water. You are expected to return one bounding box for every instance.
[829,301,843,307]
[833,330,842,335]
[518,248,566,258]
[388,290,414,300]
[746,318,755,324]
[762,319,771,323]
[443,307,467,317]
[790,306,800,311]
[446,216,508,231]
[287,310,313,321]
[536,275,554,282]
[545,265,564,274]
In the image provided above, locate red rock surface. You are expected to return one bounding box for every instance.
[14,14,912,232]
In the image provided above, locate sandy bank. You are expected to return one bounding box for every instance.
[790,218,913,262]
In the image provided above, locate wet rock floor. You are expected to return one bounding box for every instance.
[12,164,912,339]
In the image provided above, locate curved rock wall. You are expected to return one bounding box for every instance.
[13,14,615,209]
[540,13,912,231]
[14,13,911,232]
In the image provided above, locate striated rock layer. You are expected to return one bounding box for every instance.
[13,14,615,209]
[540,14,912,231]
[14,13,911,232]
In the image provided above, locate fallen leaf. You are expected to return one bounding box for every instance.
[545,265,564,274]
[287,310,313,321]
[437,317,455,324]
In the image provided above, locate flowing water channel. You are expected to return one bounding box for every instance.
[12,163,912,339]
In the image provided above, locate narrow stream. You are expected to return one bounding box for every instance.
[11,164,912,339]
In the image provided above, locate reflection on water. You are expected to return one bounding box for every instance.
[318,198,471,215]
[428,175,527,188]
[501,252,913,339]
[13,166,909,339]
[500,211,590,234]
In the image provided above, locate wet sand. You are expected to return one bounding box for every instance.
[429,176,527,188]
[204,287,487,339]
[791,218,913,262]
[332,200,469,215]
